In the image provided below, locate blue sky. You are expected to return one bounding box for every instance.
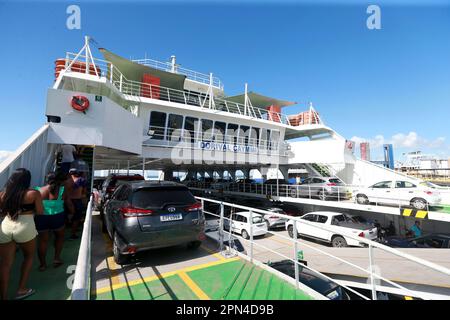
[0,0,449,163]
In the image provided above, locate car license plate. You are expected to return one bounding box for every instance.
[160,213,183,222]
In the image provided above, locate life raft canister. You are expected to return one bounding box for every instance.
[71,95,90,113]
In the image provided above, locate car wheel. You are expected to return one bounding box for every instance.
[356,194,369,205]
[187,241,202,249]
[331,236,347,248]
[241,229,249,240]
[113,232,129,265]
[411,198,427,210]
[318,190,327,201]
[287,225,296,238]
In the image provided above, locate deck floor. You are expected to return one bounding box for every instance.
[7,233,81,300]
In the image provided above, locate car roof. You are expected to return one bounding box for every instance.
[233,211,263,218]
[304,211,345,217]
[121,180,189,190]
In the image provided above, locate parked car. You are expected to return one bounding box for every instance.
[103,181,205,264]
[267,260,352,300]
[99,174,145,230]
[291,177,350,201]
[223,211,268,239]
[286,211,378,247]
[383,233,450,248]
[262,207,288,229]
[100,174,145,208]
[354,180,441,210]
[210,178,234,191]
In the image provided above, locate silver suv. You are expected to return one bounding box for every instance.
[103,181,205,264]
[290,177,349,201]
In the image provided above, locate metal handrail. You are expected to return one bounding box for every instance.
[197,196,450,300]
[63,52,316,127]
[189,181,449,211]
[71,195,94,300]
[132,57,223,89]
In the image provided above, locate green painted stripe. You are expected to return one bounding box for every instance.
[95,274,198,300]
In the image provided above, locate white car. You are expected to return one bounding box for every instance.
[285,211,378,247]
[224,211,268,239]
[354,180,441,210]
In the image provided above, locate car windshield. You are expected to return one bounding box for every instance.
[131,187,196,208]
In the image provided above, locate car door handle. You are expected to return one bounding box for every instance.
[409,191,413,193]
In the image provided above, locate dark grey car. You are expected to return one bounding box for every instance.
[103,181,205,264]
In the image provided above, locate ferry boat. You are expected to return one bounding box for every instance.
[1,37,449,301]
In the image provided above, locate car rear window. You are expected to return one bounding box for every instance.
[131,187,196,208]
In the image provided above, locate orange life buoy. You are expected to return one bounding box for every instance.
[71,95,90,113]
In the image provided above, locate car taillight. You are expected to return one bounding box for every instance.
[186,202,202,212]
[269,215,279,219]
[120,206,153,217]
[425,191,433,195]
[327,183,336,186]
[358,232,365,238]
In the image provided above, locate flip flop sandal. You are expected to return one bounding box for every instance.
[38,265,47,272]
[53,260,64,268]
[14,288,35,300]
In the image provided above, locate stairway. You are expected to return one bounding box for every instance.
[310,163,332,177]
[55,145,94,190]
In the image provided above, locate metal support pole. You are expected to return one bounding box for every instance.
[219,202,224,253]
[85,36,89,74]
[293,221,299,289]
[244,83,248,116]
[127,160,130,176]
[90,146,96,192]
[276,163,279,196]
[368,244,377,300]
[142,157,146,178]
[249,210,253,263]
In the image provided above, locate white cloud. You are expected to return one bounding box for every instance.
[350,132,446,150]
[0,151,13,164]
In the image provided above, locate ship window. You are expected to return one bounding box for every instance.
[249,127,260,148]
[270,130,280,150]
[202,119,213,141]
[184,117,199,143]
[260,129,269,150]
[168,114,183,141]
[226,124,238,145]
[214,121,226,143]
[239,125,250,146]
[148,111,166,140]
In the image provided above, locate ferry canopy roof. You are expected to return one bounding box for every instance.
[99,48,186,90]
[224,92,296,109]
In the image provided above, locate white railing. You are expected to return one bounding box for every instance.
[0,125,55,189]
[132,58,223,89]
[71,195,94,300]
[142,124,289,156]
[62,52,316,127]
[196,196,450,300]
[188,181,449,214]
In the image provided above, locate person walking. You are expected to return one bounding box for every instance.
[0,168,44,300]
[67,168,87,240]
[35,172,75,271]
[60,144,77,173]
